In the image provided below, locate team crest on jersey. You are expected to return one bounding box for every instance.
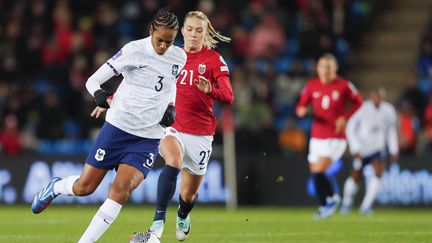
[172,65,179,76]
[332,91,340,101]
[198,64,206,75]
[95,148,106,161]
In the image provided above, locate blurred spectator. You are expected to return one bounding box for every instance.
[36,90,65,139]
[248,14,285,60]
[0,114,21,155]
[397,76,428,121]
[398,101,420,154]
[0,0,384,155]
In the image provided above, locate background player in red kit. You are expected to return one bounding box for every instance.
[130,10,234,242]
[296,54,362,219]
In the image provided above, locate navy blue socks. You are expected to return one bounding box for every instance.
[312,173,333,206]
[153,165,180,222]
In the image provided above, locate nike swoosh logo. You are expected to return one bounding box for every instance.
[139,65,147,68]
[103,219,111,225]
[184,226,190,235]
[156,210,165,213]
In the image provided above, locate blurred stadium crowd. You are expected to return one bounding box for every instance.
[0,0,416,156]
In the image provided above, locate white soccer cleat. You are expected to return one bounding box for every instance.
[130,220,164,243]
[148,220,164,239]
[359,208,373,215]
[339,205,352,215]
[176,215,191,241]
[129,232,160,243]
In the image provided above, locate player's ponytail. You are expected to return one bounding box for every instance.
[184,11,231,49]
[151,7,179,31]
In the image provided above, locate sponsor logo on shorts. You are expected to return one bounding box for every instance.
[95,148,106,161]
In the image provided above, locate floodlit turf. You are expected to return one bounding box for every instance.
[0,205,431,242]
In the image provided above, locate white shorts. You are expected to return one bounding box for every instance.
[163,127,213,175]
[308,138,347,164]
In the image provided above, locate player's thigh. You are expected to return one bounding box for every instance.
[109,163,144,203]
[160,134,184,168]
[180,169,204,201]
[75,164,108,193]
[371,159,385,177]
[181,133,213,176]
[309,156,332,173]
[308,138,346,172]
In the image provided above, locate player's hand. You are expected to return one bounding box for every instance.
[160,104,175,127]
[195,76,212,94]
[94,89,112,109]
[90,98,111,118]
[296,107,309,118]
[335,116,347,134]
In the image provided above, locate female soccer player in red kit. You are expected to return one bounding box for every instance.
[129,10,234,242]
[296,54,362,219]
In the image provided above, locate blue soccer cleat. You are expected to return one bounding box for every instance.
[315,195,341,220]
[31,177,62,214]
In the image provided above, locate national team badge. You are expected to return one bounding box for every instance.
[172,65,179,76]
[95,148,106,161]
[198,63,206,75]
[332,91,340,101]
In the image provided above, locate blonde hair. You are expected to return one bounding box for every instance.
[184,11,231,49]
[319,53,338,69]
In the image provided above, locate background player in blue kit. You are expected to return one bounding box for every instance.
[31,8,186,243]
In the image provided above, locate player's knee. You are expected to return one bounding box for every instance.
[109,185,132,203]
[181,189,197,203]
[165,156,182,169]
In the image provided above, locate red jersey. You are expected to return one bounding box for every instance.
[173,47,234,135]
[296,77,363,139]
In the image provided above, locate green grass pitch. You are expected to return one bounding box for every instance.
[0,205,431,242]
